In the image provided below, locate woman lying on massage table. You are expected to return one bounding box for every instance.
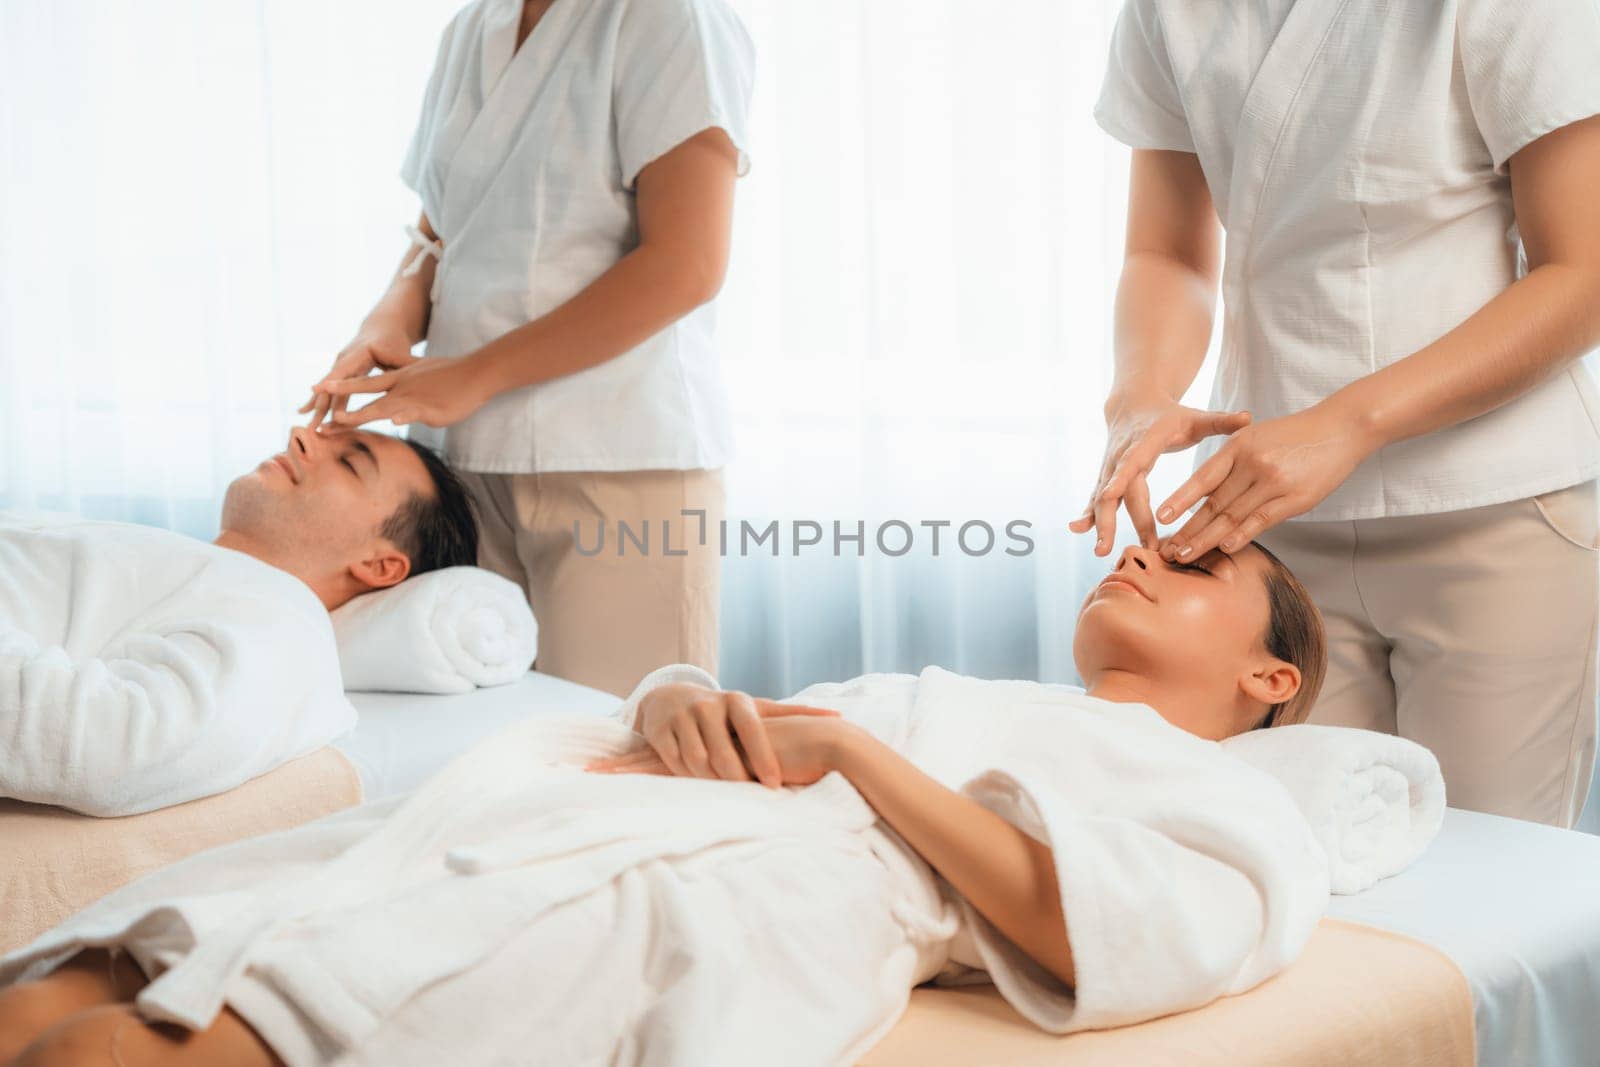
[0,541,1330,1067]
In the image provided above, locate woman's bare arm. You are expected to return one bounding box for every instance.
[831,727,1076,988]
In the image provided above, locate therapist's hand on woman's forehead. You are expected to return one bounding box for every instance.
[1068,385,1251,554]
[1152,403,1381,564]
[1071,384,1383,564]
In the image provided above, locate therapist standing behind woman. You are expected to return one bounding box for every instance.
[1075,0,1600,827]
[300,0,754,697]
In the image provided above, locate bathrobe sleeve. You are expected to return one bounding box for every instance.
[612,0,756,190]
[1094,0,1195,152]
[947,717,1330,1032]
[1458,0,1600,172]
[0,624,351,818]
[0,554,353,818]
[611,662,722,730]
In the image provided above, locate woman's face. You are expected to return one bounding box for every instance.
[1073,542,1286,736]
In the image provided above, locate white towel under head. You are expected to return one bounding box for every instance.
[331,566,537,694]
[1222,723,1446,895]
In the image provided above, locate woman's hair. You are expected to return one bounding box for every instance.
[1250,542,1327,730]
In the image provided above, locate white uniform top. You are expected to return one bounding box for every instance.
[1096,0,1600,521]
[400,0,754,474]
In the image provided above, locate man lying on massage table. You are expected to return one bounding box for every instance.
[0,426,478,817]
[0,541,1332,1066]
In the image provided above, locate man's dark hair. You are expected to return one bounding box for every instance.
[379,439,480,576]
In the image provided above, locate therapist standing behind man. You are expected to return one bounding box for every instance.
[300,0,754,697]
[1074,0,1600,827]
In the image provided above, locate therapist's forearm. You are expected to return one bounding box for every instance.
[1106,250,1219,411]
[362,212,438,345]
[831,727,1076,988]
[469,244,713,394]
[1323,263,1600,448]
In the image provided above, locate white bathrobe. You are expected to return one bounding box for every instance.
[0,664,1328,1065]
[0,514,355,816]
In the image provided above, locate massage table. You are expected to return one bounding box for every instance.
[337,674,1600,1066]
[0,748,362,954]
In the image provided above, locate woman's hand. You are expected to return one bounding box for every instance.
[316,354,497,431]
[1158,401,1382,561]
[588,682,844,788]
[1069,386,1252,555]
[590,715,853,788]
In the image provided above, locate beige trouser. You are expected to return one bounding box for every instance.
[1257,479,1599,828]
[458,468,724,698]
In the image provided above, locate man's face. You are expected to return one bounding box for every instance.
[220,427,433,581]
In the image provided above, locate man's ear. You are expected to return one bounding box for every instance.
[349,545,411,592]
[1239,658,1300,708]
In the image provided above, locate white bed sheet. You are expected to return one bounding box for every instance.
[335,671,621,799]
[337,683,1600,1064]
[1329,808,1600,1067]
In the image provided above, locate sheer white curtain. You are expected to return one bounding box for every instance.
[0,1,460,533]
[713,1,1207,694]
[2,0,1182,695]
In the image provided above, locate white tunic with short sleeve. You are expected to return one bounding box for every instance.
[400,0,754,474]
[1097,0,1600,520]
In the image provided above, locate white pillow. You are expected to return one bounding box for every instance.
[1222,724,1446,894]
[331,566,537,694]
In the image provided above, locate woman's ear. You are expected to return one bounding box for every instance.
[1239,658,1300,708]
[349,547,411,591]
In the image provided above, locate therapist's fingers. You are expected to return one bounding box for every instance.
[726,693,780,788]
[329,397,398,429]
[1068,443,1125,534]
[1090,452,1155,555]
[1164,463,1255,555]
[1196,476,1292,556]
[1166,485,1258,561]
[310,393,335,432]
[317,371,402,396]
[1172,408,1252,449]
[1216,495,1292,556]
[1123,475,1159,549]
[1156,448,1234,532]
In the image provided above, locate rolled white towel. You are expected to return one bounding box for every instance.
[1221,724,1445,895]
[331,567,538,694]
